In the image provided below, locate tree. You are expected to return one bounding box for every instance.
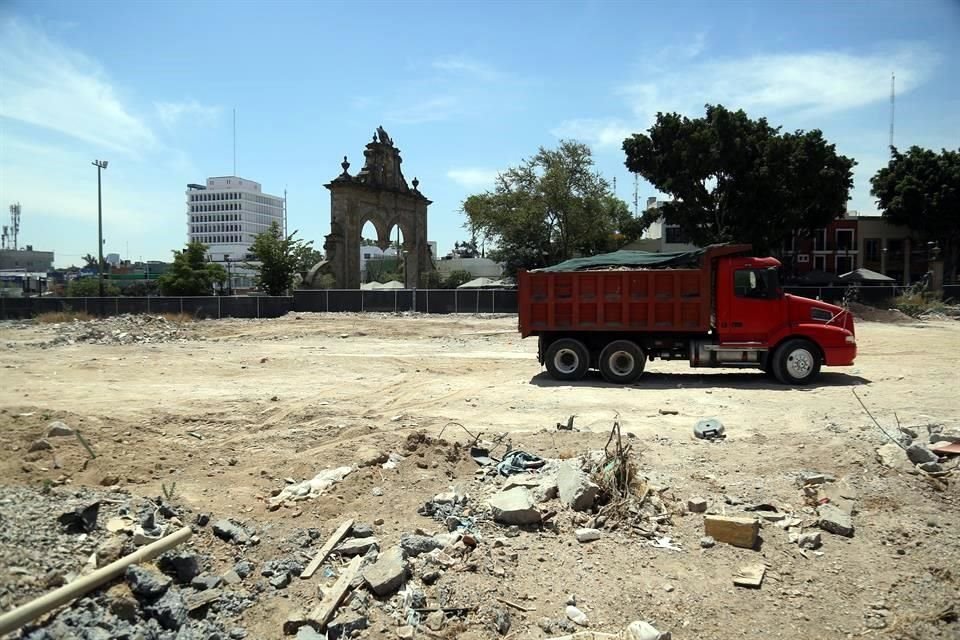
[248,222,314,296]
[296,248,324,273]
[623,104,856,254]
[444,270,474,289]
[871,146,960,278]
[158,242,223,296]
[463,141,641,276]
[66,277,119,297]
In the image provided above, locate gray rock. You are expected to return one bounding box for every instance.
[158,550,202,583]
[407,589,427,609]
[295,626,325,640]
[47,421,75,437]
[918,461,943,473]
[487,487,541,525]
[191,574,222,591]
[493,607,511,635]
[213,519,251,544]
[400,534,442,557]
[557,461,599,512]
[624,620,666,640]
[125,565,172,599]
[420,569,441,585]
[797,532,822,550]
[328,610,369,637]
[351,523,375,538]
[362,545,408,596]
[28,439,52,452]
[700,536,716,548]
[425,610,445,631]
[575,528,601,543]
[144,589,187,630]
[230,629,248,639]
[818,503,854,537]
[905,443,938,465]
[270,572,291,589]
[233,560,254,578]
[336,536,379,556]
[687,497,708,513]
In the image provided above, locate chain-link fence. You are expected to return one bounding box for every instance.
[293,289,518,314]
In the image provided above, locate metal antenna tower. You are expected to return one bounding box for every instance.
[8,203,21,250]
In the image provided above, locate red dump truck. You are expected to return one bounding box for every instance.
[518,244,856,385]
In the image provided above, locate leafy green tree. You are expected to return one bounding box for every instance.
[871,146,960,278]
[444,270,474,289]
[248,222,314,296]
[121,281,159,297]
[463,141,641,276]
[296,248,324,273]
[419,270,443,288]
[66,277,119,297]
[622,104,856,254]
[157,242,223,296]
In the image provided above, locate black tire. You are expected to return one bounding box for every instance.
[773,339,822,385]
[598,340,646,384]
[544,338,590,381]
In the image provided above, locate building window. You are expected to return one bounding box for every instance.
[814,229,826,251]
[836,256,854,274]
[836,228,854,251]
[865,238,881,261]
[797,254,810,263]
[813,255,826,271]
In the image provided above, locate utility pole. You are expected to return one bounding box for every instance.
[92,160,109,296]
[889,72,895,153]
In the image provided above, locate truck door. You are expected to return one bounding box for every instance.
[720,267,781,344]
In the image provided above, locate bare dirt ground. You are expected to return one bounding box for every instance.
[1,313,958,639]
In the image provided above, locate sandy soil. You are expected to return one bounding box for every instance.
[1,313,958,639]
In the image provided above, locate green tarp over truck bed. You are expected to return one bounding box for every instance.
[535,248,708,272]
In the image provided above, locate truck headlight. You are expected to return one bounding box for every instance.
[845,335,856,345]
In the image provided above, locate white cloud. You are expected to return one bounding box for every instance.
[432,56,505,82]
[386,95,460,125]
[550,118,634,149]
[0,18,156,154]
[622,44,939,125]
[554,43,939,149]
[155,100,221,127]
[446,168,500,189]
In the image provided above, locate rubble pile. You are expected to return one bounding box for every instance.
[0,486,252,640]
[44,314,200,347]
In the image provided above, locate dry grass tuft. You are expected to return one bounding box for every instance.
[35,311,93,323]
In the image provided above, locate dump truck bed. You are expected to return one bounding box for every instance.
[517,244,751,338]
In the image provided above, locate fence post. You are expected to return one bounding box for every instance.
[426,289,430,314]
[84,298,88,314]
[394,290,398,314]
[147,296,150,314]
[115,297,119,316]
[180,298,184,314]
[325,289,329,313]
[455,290,459,314]
[257,296,260,319]
[492,290,495,314]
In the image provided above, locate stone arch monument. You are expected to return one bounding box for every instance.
[324,127,432,289]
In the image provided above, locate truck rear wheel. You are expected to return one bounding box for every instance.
[544,338,590,381]
[773,339,821,385]
[599,340,646,384]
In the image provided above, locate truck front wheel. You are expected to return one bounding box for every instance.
[544,338,590,381]
[599,340,646,384]
[773,339,822,385]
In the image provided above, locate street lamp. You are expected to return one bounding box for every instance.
[92,160,108,296]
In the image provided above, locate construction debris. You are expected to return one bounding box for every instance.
[703,515,760,549]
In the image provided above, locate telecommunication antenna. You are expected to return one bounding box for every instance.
[889,72,895,153]
[283,187,288,237]
[632,173,639,216]
[1,225,8,250]
[8,203,21,250]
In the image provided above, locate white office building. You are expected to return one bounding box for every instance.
[186,176,285,290]
[186,176,285,261]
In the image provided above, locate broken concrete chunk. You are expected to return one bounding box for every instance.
[28,439,52,452]
[399,534,442,557]
[905,443,938,465]
[557,461,599,512]
[687,497,707,513]
[566,605,589,627]
[336,537,380,557]
[47,421,75,437]
[487,487,541,525]
[817,503,854,537]
[918,461,943,473]
[125,565,171,599]
[575,528,601,543]
[797,532,822,550]
[624,620,667,640]
[703,515,759,549]
[362,546,408,596]
[212,519,251,545]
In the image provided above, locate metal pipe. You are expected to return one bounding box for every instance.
[0,526,192,636]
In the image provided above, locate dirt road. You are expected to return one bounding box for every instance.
[1,313,958,639]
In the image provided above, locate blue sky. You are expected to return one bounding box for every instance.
[1,0,958,267]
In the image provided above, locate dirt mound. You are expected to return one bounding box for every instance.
[848,302,915,324]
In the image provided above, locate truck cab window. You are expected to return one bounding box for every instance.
[734,269,767,299]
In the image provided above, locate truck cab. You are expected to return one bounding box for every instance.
[519,244,856,386]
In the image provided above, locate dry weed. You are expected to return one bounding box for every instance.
[35,311,93,323]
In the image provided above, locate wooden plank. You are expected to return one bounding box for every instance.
[308,555,363,631]
[300,519,354,579]
[184,588,221,612]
